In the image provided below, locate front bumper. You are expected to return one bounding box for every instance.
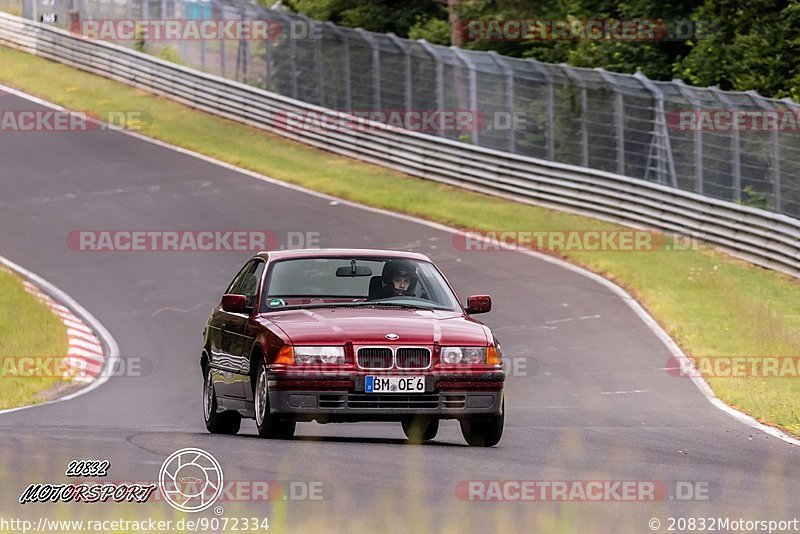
[267,372,504,422]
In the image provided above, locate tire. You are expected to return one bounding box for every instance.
[402,417,439,443]
[460,400,504,447]
[254,363,295,439]
[203,367,241,435]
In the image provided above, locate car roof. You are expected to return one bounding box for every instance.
[254,248,433,262]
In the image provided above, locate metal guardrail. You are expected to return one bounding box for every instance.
[14,0,800,221]
[0,12,798,276]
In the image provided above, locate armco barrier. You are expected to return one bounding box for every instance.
[0,12,798,276]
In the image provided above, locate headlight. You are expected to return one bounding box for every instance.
[294,346,345,365]
[441,346,487,364]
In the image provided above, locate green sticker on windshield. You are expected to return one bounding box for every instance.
[269,298,285,307]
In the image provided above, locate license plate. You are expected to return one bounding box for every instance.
[365,376,425,393]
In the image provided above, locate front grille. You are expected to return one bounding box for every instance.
[442,394,467,409]
[357,347,393,369]
[347,394,439,409]
[396,347,431,369]
[318,394,346,408]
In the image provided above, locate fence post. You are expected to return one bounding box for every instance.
[355,28,380,111]
[673,80,704,194]
[235,9,247,82]
[597,68,625,175]
[313,20,323,105]
[325,22,350,110]
[198,0,206,72]
[778,96,800,213]
[220,27,226,78]
[387,33,412,112]
[488,52,516,153]
[635,72,678,187]
[710,87,741,202]
[561,65,589,167]
[452,47,479,146]
[288,16,298,99]
[748,90,781,212]
[419,40,444,137]
[527,58,555,161]
[262,13,273,91]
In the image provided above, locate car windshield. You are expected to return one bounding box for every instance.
[262,257,461,312]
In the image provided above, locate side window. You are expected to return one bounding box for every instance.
[227,260,266,310]
[225,261,256,295]
[240,261,265,308]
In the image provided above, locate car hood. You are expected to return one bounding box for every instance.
[262,306,489,346]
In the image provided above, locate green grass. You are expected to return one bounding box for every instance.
[0,266,68,409]
[0,44,798,435]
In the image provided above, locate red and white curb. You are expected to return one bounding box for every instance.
[21,280,105,384]
[0,253,119,416]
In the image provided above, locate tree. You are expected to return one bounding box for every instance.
[280,0,447,38]
[279,0,800,98]
[455,0,701,81]
[675,0,800,99]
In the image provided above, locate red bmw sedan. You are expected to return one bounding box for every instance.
[202,249,505,446]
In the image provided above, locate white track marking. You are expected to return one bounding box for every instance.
[0,251,118,415]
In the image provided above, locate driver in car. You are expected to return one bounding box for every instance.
[379,260,419,298]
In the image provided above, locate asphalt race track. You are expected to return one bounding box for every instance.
[0,90,797,532]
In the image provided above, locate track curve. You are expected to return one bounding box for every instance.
[0,89,797,532]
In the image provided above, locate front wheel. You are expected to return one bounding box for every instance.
[460,401,504,447]
[402,417,439,443]
[203,367,241,435]
[255,363,295,439]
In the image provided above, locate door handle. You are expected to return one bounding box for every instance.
[221,323,227,329]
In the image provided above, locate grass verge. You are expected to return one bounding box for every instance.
[0,266,68,410]
[0,44,798,435]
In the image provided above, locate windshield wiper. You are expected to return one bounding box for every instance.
[266,302,362,311]
[361,301,450,311]
[265,301,452,312]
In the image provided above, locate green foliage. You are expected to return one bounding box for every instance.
[675,0,800,99]
[455,0,701,81]
[280,0,446,38]
[133,29,146,53]
[740,186,770,210]
[408,15,451,45]
[155,46,182,65]
[282,0,800,98]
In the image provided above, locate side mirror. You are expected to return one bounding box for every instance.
[466,295,492,314]
[221,294,248,313]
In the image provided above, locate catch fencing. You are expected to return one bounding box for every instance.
[11,0,800,219]
[0,10,798,276]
